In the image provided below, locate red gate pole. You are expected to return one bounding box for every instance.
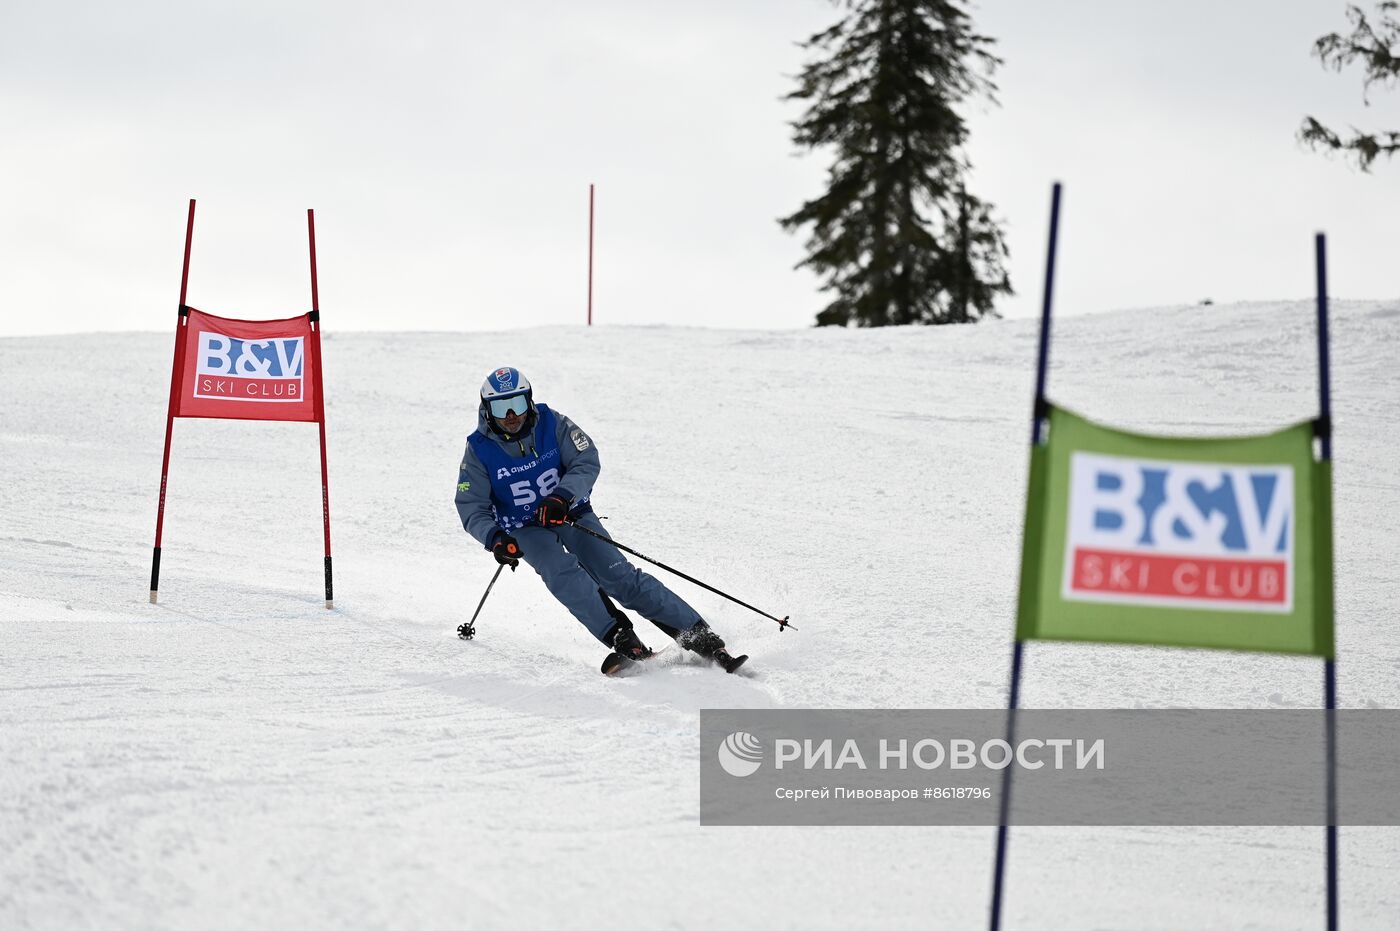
[150,199,196,603]
[308,208,334,608]
[587,183,594,326]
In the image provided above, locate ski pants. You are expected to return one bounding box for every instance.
[513,512,704,646]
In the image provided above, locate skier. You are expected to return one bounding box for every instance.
[455,367,746,675]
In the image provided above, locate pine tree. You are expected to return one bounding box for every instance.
[1300,2,1400,171]
[780,0,1011,327]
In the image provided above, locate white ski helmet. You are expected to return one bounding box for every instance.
[480,366,536,436]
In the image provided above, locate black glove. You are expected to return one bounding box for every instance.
[536,494,571,527]
[492,532,523,567]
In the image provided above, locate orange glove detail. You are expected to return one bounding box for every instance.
[536,494,571,527]
[492,532,523,567]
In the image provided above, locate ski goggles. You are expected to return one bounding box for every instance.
[488,394,529,419]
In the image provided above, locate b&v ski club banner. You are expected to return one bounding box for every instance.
[178,310,316,420]
[989,184,1339,931]
[1016,407,1331,656]
[149,199,335,608]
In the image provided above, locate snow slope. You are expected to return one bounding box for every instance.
[2,300,1398,929]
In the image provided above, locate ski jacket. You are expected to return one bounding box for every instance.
[455,403,600,548]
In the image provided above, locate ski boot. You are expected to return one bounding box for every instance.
[680,620,748,674]
[601,620,655,676]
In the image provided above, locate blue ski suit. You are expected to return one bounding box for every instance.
[455,403,704,645]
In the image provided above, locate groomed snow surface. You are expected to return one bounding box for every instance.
[2,300,1398,930]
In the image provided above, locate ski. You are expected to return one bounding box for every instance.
[600,651,639,676]
[600,648,749,677]
[600,647,662,676]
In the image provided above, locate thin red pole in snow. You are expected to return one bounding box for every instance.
[150,198,196,603]
[308,208,320,313]
[178,199,195,307]
[587,183,594,326]
[308,208,334,608]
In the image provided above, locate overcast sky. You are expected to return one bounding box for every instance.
[2,0,1395,336]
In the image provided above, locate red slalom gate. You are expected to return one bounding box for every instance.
[149,200,335,608]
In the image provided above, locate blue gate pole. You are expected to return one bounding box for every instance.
[990,182,1062,931]
[1315,232,1337,931]
[1029,183,1062,448]
[989,640,1024,931]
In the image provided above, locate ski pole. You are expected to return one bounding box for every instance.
[566,519,795,632]
[459,562,511,640]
